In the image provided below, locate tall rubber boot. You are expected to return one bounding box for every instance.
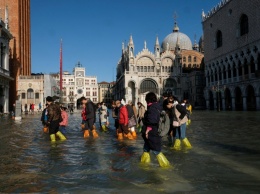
[126,132,134,140]
[56,131,67,140]
[141,152,150,164]
[92,129,99,138]
[171,139,181,150]
[101,125,107,132]
[50,134,56,142]
[182,137,192,148]
[156,152,170,168]
[118,133,123,140]
[81,124,85,131]
[131,131,137,139]
[43,127,48,133]
[84,130,90,138]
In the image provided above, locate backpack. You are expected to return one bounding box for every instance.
[157,110,170,137]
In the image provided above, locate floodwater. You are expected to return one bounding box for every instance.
[0,110,260,193]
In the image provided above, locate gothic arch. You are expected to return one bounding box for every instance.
[234,86,243,110]
[246,84,256,111]
[139,79,158,94]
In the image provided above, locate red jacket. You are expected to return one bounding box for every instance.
[119,105,128,125]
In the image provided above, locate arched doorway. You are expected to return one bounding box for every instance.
[234,87,243,111]
[163,78,177,96]
[246,85,256,111]
[140,79,157,94]
[224,88,232,110]
[139,79,158,105]
[208,90,214,110]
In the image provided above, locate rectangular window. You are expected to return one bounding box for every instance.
[27,92,34,99]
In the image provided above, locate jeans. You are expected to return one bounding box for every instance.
[175,122,186,139]
[143,143,160,155]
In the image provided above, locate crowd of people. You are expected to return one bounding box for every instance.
[40,92,192,168]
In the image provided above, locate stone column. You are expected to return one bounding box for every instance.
[256,95,260,111]
[236,67,239,82]
[248,64,252,79]
[231,66,234,82]
[242,96,247,111]
[231,97,235,111]
[222,95,226,111]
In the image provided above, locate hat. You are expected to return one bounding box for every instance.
[121,99,126,105]
[46,96,53,102]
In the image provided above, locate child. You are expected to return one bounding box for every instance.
[59,107,68,133]
[40,104,49,133]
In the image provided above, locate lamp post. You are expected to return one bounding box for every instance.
[212,81,226,112]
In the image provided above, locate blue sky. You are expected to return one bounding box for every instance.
[31,0,220,82]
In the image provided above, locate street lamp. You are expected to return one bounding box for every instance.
[212,81,226,112]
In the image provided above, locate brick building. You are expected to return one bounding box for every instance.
[202,0,260,110]
[0,0,31,111]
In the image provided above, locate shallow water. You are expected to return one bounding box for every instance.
[0,111,260,193]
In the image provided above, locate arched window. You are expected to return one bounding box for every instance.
[140,79,157,93]
[240,14,248,36]
[216,30,222,48]
[27,88,34,99]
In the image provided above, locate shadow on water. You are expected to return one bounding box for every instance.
[0,110,260,193]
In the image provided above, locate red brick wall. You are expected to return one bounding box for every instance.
[0,0,31,110]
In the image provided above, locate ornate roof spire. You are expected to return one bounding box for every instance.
[173,12,179,32]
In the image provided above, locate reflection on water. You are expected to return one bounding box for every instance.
[0,111,260,193]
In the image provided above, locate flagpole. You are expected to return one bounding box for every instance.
[60,39,63,103]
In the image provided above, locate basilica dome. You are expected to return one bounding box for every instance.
[161,23,192,51]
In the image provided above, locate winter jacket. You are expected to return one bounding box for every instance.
[173,104,188,124]
[60,110,68,126]
[86,100,96,121]
[118,105,128,125]
[142,102,161,135]
[137,105,145,119]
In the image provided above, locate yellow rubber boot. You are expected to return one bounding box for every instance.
[50,134,56,142]
[101,125,107,132]
[117,133,123,140]
[171,139,181,150]
[182,138,192,148]
[126,132,134,140]
[84,130,90,138]
[92,129,99,138]
[141,152,150,163]
[156,152,170,168]
[131,131,137,139]
[43,127,48,133]
[56,131,67,140]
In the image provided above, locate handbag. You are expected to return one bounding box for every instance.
[173,120,180,127]
[128,116,137,127]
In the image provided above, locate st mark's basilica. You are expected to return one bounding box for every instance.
[114,20,204,107]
